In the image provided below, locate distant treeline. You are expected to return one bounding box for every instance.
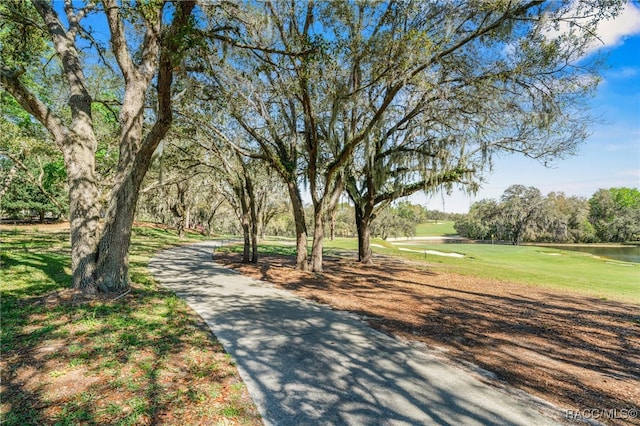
[453,185,640,244]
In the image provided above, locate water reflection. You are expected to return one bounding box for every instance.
[542,245,640,263]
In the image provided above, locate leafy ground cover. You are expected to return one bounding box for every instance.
[0,224,261,426]
[217,242,640,426]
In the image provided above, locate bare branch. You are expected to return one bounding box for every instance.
[208,33,315,57]
[102,0,137,82]
[174,111,265,160]
[64,0,96,39]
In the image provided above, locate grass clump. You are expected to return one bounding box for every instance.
[0,225,261,425]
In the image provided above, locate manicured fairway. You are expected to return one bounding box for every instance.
[414,221,457,237]
[387,242,639,304]
[258,234,639,305]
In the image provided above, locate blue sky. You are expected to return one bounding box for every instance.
[418,2,640,213]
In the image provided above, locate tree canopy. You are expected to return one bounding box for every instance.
[0,0,627,291]
[455,186,639,243]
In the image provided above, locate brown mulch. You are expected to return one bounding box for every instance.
[215,252,640,426]
[0,221,71,231]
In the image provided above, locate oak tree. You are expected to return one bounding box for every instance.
[1,0,197,292]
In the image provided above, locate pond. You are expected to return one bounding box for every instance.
[543,245,640,263]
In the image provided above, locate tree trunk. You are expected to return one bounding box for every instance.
[246,175,259,264]
[94,43,184,291]
[257,215,264,242]
[171,201,186,238]
[349,180,376,265]
[170,182,187,239]
[251,222,259,263]
[330,209,336,241]
[287,180,309,271]
[259,221,266,241]
[96,176,138,291]
[95,145,159,292]
[64,142,101,292]
[256,192,266,242]
[206,200,223,236]
[92,1,196,293]
[310,204,324,272]
[236,183,252,263]
[242,218,251,263]
[355,205,374,264]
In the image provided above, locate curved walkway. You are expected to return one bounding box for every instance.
[149,242,561,426]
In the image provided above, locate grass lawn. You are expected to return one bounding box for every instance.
[0,226,261,425]
[414,221,457,237]
[259,236,639,305]
[388,242,639,304]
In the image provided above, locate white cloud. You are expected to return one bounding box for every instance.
[606,66,640,79]
[544,1,640,56]
[594,1,640,49]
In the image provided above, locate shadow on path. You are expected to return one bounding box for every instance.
[150,242,561,426]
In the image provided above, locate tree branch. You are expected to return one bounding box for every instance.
[373,167,474,205]
[138,1,196,163]
[102,0,137,82]
[33,0,93,127]
[208,33,316,57]
[174,111,265,160]
[0,66,67,146]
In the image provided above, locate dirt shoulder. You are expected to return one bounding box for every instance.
[0,221,70,232]
[215,252,640,426]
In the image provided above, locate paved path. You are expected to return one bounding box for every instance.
[149,242,561,426]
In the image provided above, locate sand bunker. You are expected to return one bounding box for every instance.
[399,247,464,258]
